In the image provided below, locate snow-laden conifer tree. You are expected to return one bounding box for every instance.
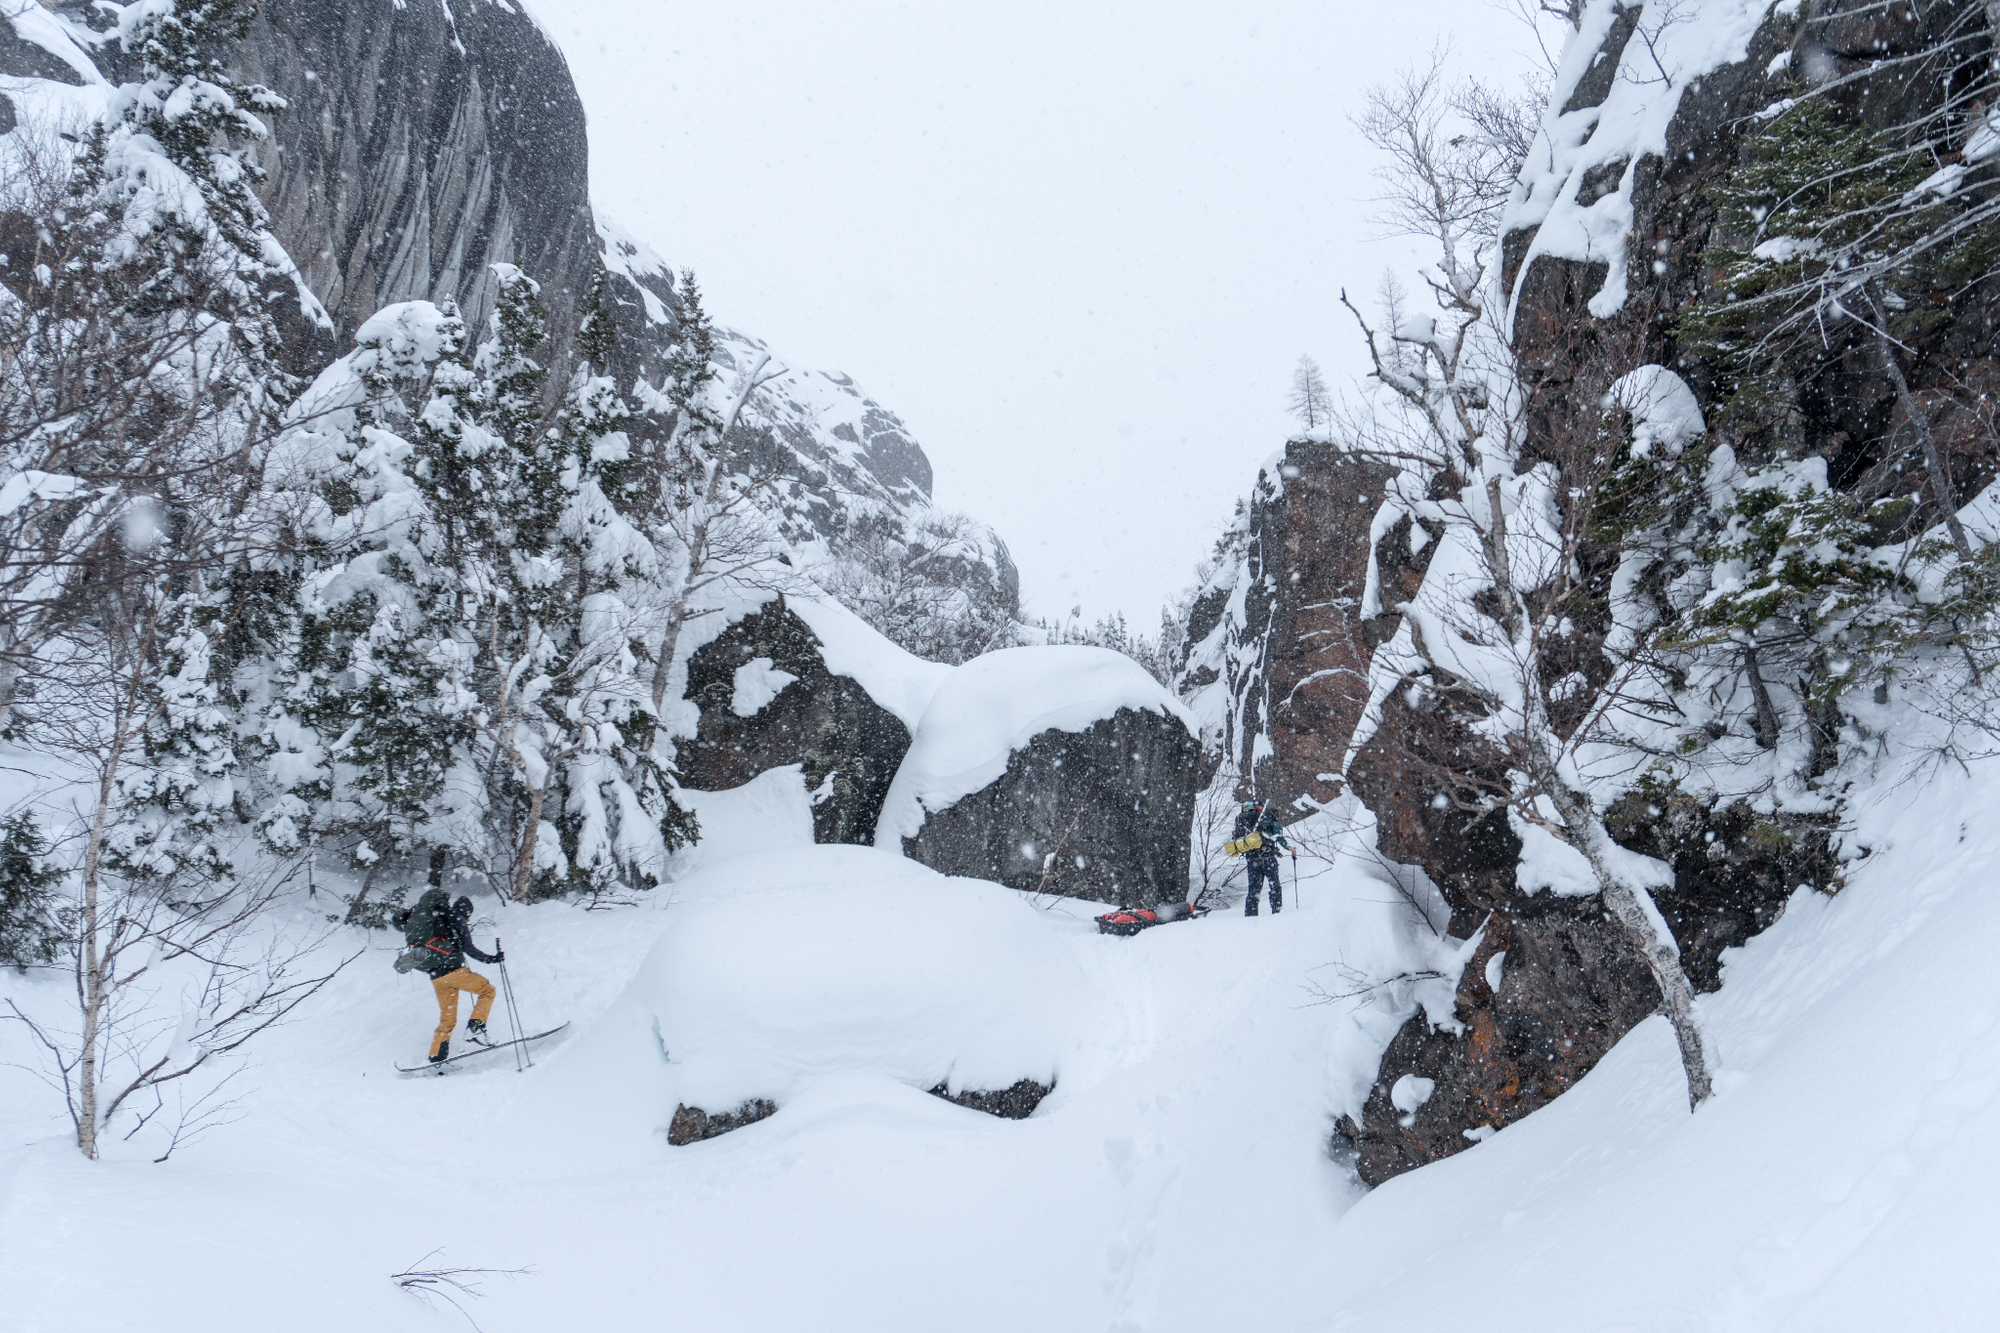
[273,268,697,906]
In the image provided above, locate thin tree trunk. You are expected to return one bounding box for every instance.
[0,630,23,733]
[646,354,774,720]
[1869,289,1972,560]
[75,759,121,1159]
[1523,720,1714,1110]
[1742,638,1780,750]
[1491,476,1712,1110]
[340,860,382,926]
[510,783,548,903]
[1484,474,1519,632]
[648,604,688,718]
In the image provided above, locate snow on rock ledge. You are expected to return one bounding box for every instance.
[876,647,1207,905]
[1502,0,1777,324]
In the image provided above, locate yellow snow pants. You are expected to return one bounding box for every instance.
[431,967,495,1057]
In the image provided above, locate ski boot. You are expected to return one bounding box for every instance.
[429,1039,450,1066]
[467,1019,493,1046]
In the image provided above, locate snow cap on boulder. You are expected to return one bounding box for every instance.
[874,646,1195,847]
[874,647,1205,904]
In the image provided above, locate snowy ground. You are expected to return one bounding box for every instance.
[0,773,1414,1332]
[6,756,2000,1331]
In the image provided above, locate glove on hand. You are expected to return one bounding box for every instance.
[493,947,505,962]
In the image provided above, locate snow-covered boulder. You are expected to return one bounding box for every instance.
[876,647,1205,905]
[640,846,1091,1118]
[677,595,949,845]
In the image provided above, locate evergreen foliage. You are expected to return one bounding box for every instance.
[1662,84,2000,719]
[0,811,67,970]
[1678,92,1998,438]
[274,268,699,902]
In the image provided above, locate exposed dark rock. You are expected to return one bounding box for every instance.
[1505,0,2000,505]
[928,1078,1051,1119]
[1306,0,2000,1185]
[1177,441,1414,813]
[1603,784,1835,991]
[667,1098,777,1146]
[1342,900,1660,1184]
[899,707,1205,907]
[677,598,912,846]
[1322,0,2000,1188]
[1342,700,1833,1184]
[1252,443,1403,811]
[1559,2,1644,115]
[0,14,85,84]
[668,1079,1051,1145]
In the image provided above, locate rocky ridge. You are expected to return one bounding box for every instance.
[1183,0,1999,1185]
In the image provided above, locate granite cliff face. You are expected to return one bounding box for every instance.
[1,0,1017,673]
[237,0,595,345]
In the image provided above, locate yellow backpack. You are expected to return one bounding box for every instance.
[1224,831,1264,857]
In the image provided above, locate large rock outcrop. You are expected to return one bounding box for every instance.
[1173,0,1996,1186]
[1179,440,1409,809]
[1,0,1019,641]
[1504,0,2000,509]
[238,0,595,345]
[1335,0,1995,1185]
[1339,700,1821,1181]
[676,597,924,847]
[879,648,1207,905]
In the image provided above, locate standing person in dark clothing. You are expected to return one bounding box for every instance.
[395,891,504,1064]
[1230,799,1293,916]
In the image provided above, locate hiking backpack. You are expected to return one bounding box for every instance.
[392,888,454,974]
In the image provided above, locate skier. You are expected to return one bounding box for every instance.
[1229,798,1293,916]
[395,891,504,1065]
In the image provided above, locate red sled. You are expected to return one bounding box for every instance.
[1095,901,1202,936]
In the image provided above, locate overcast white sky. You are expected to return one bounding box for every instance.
[542,1,1549,627]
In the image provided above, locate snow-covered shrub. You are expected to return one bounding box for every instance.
[817,507,1017,665]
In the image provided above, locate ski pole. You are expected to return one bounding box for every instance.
[497,937,530,1071]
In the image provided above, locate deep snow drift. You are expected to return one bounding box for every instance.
[7,750,2000,1331]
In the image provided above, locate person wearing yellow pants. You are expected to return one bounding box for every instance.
[394,891,504,1065]
[431,966,497,1061]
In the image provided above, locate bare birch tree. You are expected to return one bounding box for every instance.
[3,552,351,1158]
[641,274,800,723]
[1341,61,1715,1107]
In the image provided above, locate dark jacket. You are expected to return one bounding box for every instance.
[1232,805,1289,861]
[409,909,498,978]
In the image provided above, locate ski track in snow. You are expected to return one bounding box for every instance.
[8,757,2000,1330]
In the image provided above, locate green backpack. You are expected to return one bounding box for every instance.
[392,888,454,975]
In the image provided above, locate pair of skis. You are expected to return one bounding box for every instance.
[395,1023,569,1076]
